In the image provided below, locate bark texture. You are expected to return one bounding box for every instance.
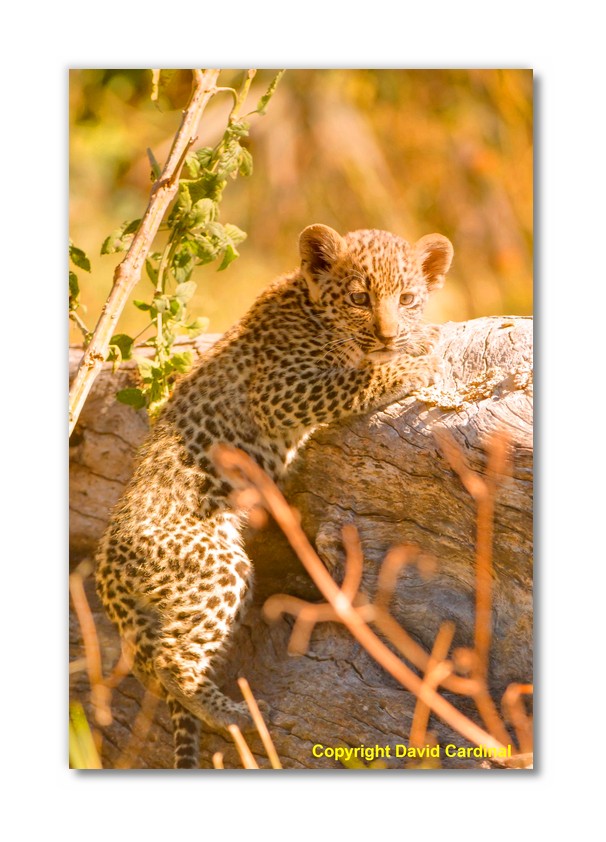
[69,316,533,769]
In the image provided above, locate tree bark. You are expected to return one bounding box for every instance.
[69,316,533,769]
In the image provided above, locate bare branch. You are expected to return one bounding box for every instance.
[409,622,456,750]
[214,444,511,758]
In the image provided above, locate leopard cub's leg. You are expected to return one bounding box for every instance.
[152,532,265,734]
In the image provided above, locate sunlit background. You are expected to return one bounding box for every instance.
[69,69,532,343]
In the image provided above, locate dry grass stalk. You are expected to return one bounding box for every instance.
[238,677,282,769]
[435,429,511,682]
[70,559,136,768]
[502,683,533,754]
[408,622,456,750]
[69,561,112,728]
[115,690,159,769]
[228,724,259,769]
[435,430,516,748]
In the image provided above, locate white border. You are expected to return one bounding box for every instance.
[4,1,605,837]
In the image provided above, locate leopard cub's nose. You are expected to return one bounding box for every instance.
[376,329,399,347]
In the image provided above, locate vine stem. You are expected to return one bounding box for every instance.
[69,309,92,345]
[68,68,220,437]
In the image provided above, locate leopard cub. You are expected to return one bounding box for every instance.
[96,224,453,767]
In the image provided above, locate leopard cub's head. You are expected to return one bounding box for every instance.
[299,224,453,361]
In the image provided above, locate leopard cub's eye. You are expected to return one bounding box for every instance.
[400,292,415,306]
[350,292,371,307]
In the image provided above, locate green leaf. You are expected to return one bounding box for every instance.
[133,299,151,311]
[169,298,182,317]
[223,224,247,245]
[191,147,213,172]
[149,377,166,406]
[69,703,102,770]
[188,198,216,229]
[189,236,219,264]
[218,243,239,271]
[123,218,142,236]
[185,157,200,179]
[147,147,162,180]
[255,70,285,115]
[185,316,209,335]
[154,295,169,313]
[177,182,192,214]
[69,270,80,302]
[106,344,122,365]
[172,248,195,283]
[170,351,194,373]
[109,333,134,360]
[175,281,197,304]
[69,244,91,272]
[188,171,225,204]
[205,221,227,240]
[134,356,155,379]
[101,219,141,255]
[227,119,250,138]
[116,388,147,410]
[238,148,253,177]
[145,258,158,285]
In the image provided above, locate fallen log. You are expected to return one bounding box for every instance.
[69,315,533,769]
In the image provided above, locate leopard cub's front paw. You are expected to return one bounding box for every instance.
[410,353,441,391]
[421,324,441,354]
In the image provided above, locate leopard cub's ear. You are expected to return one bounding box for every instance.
[414,234,454,291]
[299,224,345,300]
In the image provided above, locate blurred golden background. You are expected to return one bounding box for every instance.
[69,69,532,342]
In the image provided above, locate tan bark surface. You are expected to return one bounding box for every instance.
[69,316,533,769]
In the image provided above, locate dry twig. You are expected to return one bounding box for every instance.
[214,444,512,759]
[69,561,112,728]
[408,622,456,750]
[238,677,282,769]
[115,691,160,769]
[502,683,533,754]
[228,724,259,769]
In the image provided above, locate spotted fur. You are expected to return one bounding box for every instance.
[96,225,453,768]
